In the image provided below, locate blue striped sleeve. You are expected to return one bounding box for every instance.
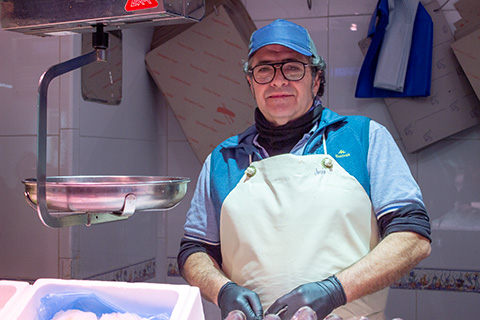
[183,154,221,245]
[367,121,425,218]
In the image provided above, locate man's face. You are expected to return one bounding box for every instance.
[247,44,321,126]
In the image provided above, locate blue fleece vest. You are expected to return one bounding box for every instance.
[209,109,372,221]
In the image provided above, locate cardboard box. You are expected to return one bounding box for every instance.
[453,0,480,40]
[383,1,480,152]
[146,1,256,162]
[5,279,204,320]
[451,28,480,103]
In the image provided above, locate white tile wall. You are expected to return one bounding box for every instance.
[244,0,328,20]
[59,35,79,130]
[78,137,159,175]
[417,289,479,319]
[0,28,63,281]
[0,136,59,280]
[0,32,61,137]
[418,134,480,233]
[166,138,202,257]
[385,288,417,320]
[73,212,158,279]
[417,132,480,275]
[328,0,379,16]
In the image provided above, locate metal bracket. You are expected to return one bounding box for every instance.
[86,193,137,226]
[118,194,137,217]
[36,25,109,228]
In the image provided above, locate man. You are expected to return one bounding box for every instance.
[177,19,431,320]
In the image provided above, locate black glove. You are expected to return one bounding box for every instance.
[265,275,347,320]
[218,282,264,320]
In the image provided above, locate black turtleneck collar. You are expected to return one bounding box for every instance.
[255,101,323,156]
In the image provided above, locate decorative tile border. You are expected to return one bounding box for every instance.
[86,258,156,282]
[391,267,480,293]
[78,258,480,293]
[4,264,479,294]
[162,262,480,293]
[163,258,480,294]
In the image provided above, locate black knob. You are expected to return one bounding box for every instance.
[92,24,109,50]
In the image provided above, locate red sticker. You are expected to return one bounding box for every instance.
[125,0,159,12]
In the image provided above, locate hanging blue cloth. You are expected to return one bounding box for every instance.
[355,0,433,98]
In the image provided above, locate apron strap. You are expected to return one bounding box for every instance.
[323,133,327,155]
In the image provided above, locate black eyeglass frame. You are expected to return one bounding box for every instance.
[247,61,313,85]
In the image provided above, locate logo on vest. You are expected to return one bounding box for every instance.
[335,150,350,158]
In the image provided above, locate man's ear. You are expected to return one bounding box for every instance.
[246,76,254,94]
[314,71,321,88]
[313,71,321,95]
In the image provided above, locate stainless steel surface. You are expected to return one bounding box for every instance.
[1,0,205,36]
[34,45,109,228]
[9,0,199,226]
[29,25,190,228]
[23,176,190,213]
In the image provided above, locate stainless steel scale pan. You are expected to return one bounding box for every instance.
[21,30,191,228]
[8,0,205,227]
[23,176,190,213]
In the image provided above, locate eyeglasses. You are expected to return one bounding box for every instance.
[248,61,311,84]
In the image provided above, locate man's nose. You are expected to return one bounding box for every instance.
[270,66,288,86]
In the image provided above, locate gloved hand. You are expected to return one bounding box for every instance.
[265,275,347,320]
[218,282,264,320]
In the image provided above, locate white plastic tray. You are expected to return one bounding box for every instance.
[5,279,204,320]
[0,280,31,319]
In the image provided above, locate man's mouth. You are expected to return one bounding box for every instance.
[268,93,293,99]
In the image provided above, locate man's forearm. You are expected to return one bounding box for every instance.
[336,231,431,302]
[182,251,231,305]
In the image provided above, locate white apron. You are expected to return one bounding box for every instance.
[219,141,388,320]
